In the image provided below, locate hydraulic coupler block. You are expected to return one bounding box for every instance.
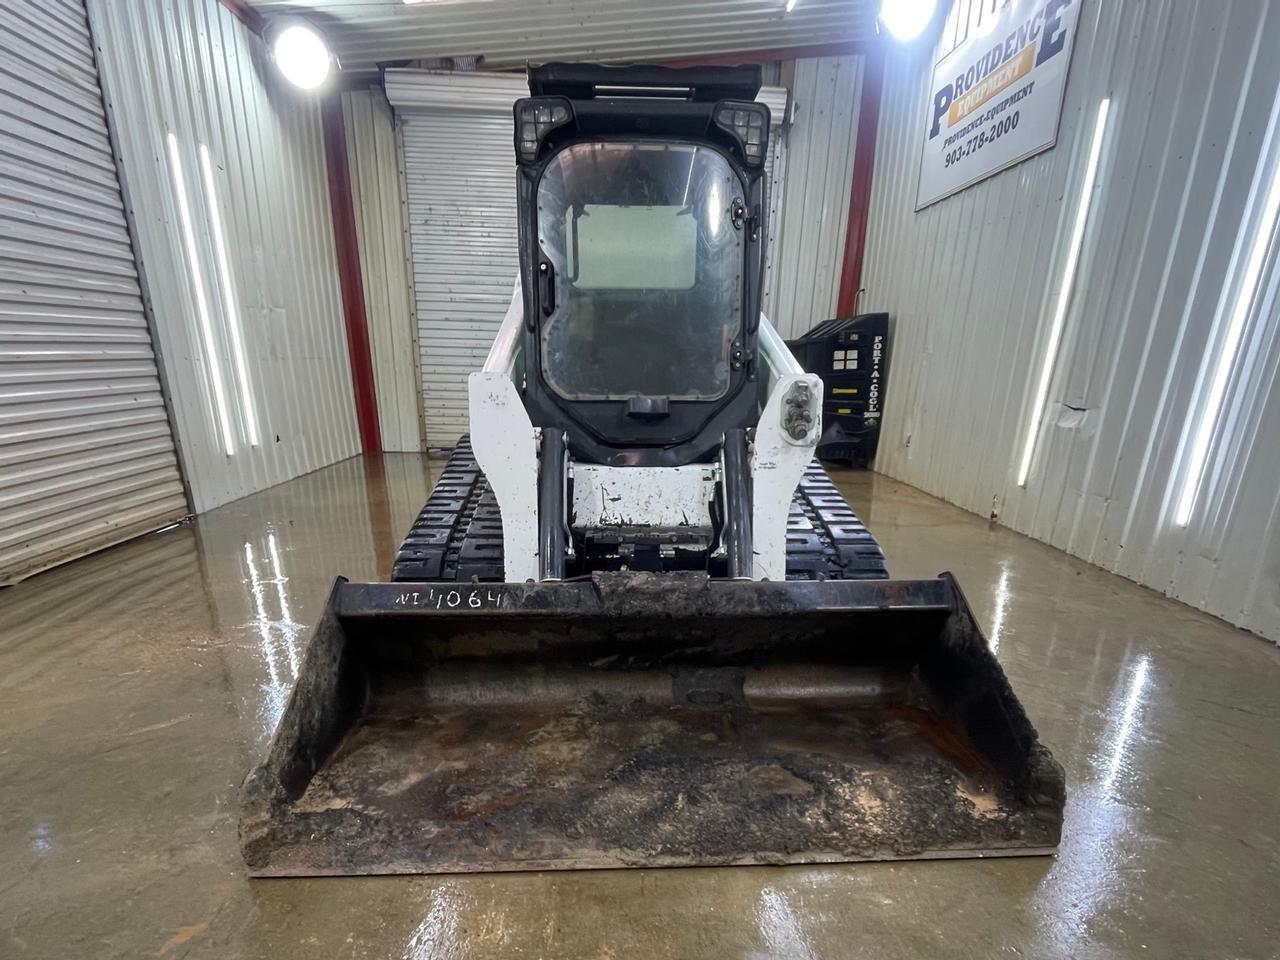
[782,379,821,444]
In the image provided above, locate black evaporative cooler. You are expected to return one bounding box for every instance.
[786,313,890,466]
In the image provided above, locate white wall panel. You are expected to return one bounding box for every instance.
[343,85,422,452]
[245,0,876,73]
[862,0,1280,641]
[87,0,359,513]
[0,0,188,583]
[768,55,863,339]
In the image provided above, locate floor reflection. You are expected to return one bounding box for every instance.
[177,455,441,746]
[241,533,306,742]
[754,886,818,960]
[404,882,469,960]
[1020,652,1155,953]
[1,454,1277,960]
[1101,654,1153,790]
[988,561,1012,655]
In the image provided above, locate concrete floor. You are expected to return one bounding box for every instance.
[2,454,1278,959]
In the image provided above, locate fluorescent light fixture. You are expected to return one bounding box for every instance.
[785,0,798,12]
[879,0,936,41]
[198,143,259,448]
[1173,128,1280,525]
[1016,98,1111,486]
[166,132,236,458]
[272,24,331,90]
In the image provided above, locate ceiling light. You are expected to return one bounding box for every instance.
[879,0,937,42]
[786,0,798,12]
[271,23,332,90]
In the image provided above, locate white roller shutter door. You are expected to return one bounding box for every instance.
[398,102,518,447]
[0,0,187,583]
[386,69,790,447]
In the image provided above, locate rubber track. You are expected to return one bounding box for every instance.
[393,438,887,582]
[391,439,495,581]
[785,461,889,580]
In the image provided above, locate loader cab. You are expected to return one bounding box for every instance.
[514,63,771,467]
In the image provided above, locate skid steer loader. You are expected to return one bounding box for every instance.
[240,63,1064,877]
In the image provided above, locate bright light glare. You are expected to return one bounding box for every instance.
[1173,128,1280,525]
[988,564,1011,654]
[272,25,331,90]
[1103,655,1150,789]
[167,132,236,457]
[785,0,798,12]
[1016,98,1110,486]
[879,0,937,41]
[198,144,259,447]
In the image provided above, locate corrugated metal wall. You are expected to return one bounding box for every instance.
[0,0,188,583]
[86,0,360,513]
[768,55,864,339]
[244,0,877,73]
[862,0,1280,641]
[343,85,422,453]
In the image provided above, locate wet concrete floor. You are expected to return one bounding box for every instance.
[1,453,1277,958]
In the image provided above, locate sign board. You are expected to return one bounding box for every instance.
[916,0,1082,210]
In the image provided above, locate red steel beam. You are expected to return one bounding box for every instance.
[215,0,264,34]
[321,95,383,454]
[836,43,885,317]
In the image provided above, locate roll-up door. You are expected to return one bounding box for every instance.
[385,69,790,447]
[0,0,187,583]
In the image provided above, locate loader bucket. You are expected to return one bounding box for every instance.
[240,573,1064,876]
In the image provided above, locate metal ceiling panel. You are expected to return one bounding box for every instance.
[245,0,874,72]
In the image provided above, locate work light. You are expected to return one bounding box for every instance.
[514,98,573,162]
[713,103,770,165]
[269,22,332,91]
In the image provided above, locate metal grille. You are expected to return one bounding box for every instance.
[0,0,187,583]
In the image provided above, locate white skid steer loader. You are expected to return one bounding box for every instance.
[239,63,1064,877]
